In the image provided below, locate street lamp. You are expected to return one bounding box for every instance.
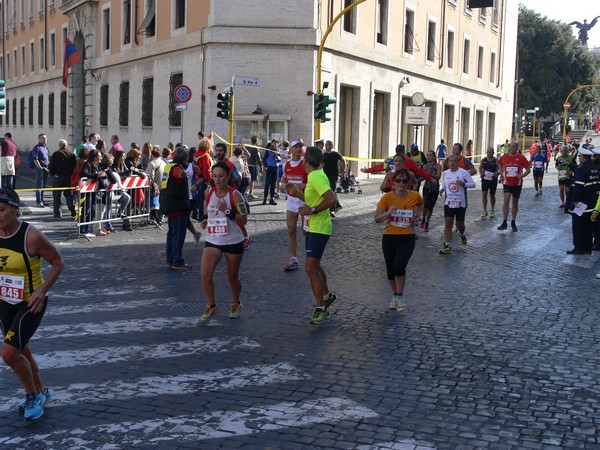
[512,77,524,139]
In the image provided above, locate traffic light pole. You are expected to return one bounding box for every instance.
[315,0,367,141]
[229,82,235,157]
[562,84,600,141]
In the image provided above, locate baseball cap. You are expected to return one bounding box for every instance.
[410,143,419,150]
[314,139,324,145]
[578,148,593,156]
[0,189,20,208]
[290,139,304,147]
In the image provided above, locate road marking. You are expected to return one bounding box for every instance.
[2,397,378,446]
[354,440,437,449]
[45,297,179,316]
[0,362,308,412]
[51,284,158,299]
[0,336,259,372]
[33,316,214,340]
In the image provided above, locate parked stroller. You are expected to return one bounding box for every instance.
[336,171,362,194]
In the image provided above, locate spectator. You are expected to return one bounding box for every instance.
[74,136,88,158]
[31,133,50,208]
[1,132,18,189]
[140,142,152,170]
[109,135,124,156]
[146,147,167,225]
[48,139,76,218]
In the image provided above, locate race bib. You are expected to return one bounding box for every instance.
[447,199,462,208]
[506,166,518,177]
[0,275,25,303]
[483,170,494,181]
[390,209,413,228]
[302,215,309,232]
[534,161,544,170]
[207,218,229,236]
[558,169,567,179]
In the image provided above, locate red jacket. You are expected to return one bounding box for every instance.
[364,156,432,181]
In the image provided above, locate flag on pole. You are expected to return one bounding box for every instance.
[62,38,82,87]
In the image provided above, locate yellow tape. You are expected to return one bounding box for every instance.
[15,187,79,193]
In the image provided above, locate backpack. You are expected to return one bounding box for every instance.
[28,150,36,169]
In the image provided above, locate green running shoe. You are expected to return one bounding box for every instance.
[439,244,452,254]
[201,305,218,321]
[310,308,331,324]
[324,292,337,308]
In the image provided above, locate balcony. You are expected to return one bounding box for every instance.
[61,0,98,14]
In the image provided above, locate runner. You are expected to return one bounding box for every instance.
[282,141,308,272]
[443,142,477,176]
[497,141,531,232]
[421,150,442,232]
[374,169,423,311]
[379,154,418,193]
[0,188,64,420]
[199,161,248,320]
[439,155,476,254]
[556,145,575,208]
[479,147,499,218]
[290,147,337,324]
[530,144,548,197]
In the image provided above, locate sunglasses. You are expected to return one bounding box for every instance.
[394,178,409,183]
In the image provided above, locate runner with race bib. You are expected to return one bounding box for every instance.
[497,141,531,232]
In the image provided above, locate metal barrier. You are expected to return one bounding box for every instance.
[71,176,159,241]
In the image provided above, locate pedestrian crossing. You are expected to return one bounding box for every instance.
[0,291,399,448]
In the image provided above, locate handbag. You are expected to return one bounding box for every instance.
[14,154,21,167]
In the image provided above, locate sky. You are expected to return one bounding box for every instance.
[519,1,600,49]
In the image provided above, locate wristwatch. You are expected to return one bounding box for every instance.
[311,207,317,214]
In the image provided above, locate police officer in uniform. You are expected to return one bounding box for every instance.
[0,188,64,420]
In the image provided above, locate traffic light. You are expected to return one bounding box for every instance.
[313,92,336,122]
[0,80,6,116]
[216,87,233,121]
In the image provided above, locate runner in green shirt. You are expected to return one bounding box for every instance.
[286,147,337,324]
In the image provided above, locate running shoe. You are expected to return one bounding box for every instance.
[19,388,51,414]
[284,259,300,272]
[95,230,108,237]
[481,211,488,218]
[424,223,429,232]
[229,302,241,319]
[200,305,218,321]
[539,191,543,196]
[489,210,495,218]
[439,244,452,254]
[310,308,330,324]
[534,191,540,197]
[511,221,518,232]
[388,296,398,310]
[395,295,407,312]
[23,393,44,420]
[244,237,255,249]
[459,233,467,245]
[497,222,508,230]
[324,292,337,308]
[171,263,193,270]
[194,230,202,247]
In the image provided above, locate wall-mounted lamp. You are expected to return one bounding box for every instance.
[400,77,411,88]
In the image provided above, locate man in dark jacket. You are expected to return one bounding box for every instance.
[160,147,192,270]
[48,139,76,218]
[567,148,600,254]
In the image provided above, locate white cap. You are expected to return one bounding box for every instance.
[578,148,593,156]
[290,139,303,147]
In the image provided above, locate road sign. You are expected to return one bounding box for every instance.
[174,85,192,103]
[175,103,188,111]
[234,76,260,87]
[563,102,571,109]
[405,106,431,125]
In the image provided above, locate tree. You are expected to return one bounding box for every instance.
[517,7,600,117]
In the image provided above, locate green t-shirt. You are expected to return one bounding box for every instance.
[502,143,510,154]
[556,155,574,180]
[74,144,86,158]
[305,168,332,235]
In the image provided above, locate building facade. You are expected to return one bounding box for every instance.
[0,0,518,173]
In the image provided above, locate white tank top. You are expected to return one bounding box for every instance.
[205,187,245,245]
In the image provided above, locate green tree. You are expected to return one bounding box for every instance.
[517,6,600,117]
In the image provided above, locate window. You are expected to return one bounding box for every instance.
[492,0,499,29]
[173,0,185,30]
[477,45,484,79]
[3,99,7,126]
[427,20,436,62]
[13,98,17,125]
[60,91,66,126]
[119,81,129,126]
[39,36,45,70]
[50,31,55,66]
[28,0,33,19]
[489,51,496,83]
[28,96,33,126]
[48,92,54,126]
[462,38,470,74]
[464,0,472,16]
[102,7,111,51]
[169,73,183,127]
[100,84,109,126]
[376,0,388,45]
[404,9,415,54]
[447,29,455,69]
[139,0,156,36]
[37,94,43,125]
[6,53,9,81]
[30,41,34,72]
[13,48,17,78]
[0,56,3,81]
[21,45,25,75]
[19,0,24,26]
[479,7,487,24]
[142,77,154,126]
[122,0,131,45]
[343,0,356,34]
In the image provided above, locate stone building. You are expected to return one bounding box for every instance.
[0,0,517,172]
